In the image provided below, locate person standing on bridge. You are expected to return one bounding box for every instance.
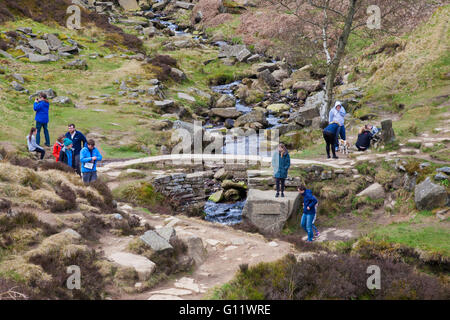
[272,143,290,198]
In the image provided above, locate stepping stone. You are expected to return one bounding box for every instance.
[174,277,200,293]
[108,252,156,280]
[150,288,192,296]
[148,294,183,300]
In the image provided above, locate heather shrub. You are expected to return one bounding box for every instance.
[50,182,77,213]
[20,170,42,190]
[212,253,449,300]
[39,160,75,174]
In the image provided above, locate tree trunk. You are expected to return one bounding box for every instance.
[321,0,359,125]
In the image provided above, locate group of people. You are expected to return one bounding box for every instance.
[26,92,103,184]
[323,101,378,158]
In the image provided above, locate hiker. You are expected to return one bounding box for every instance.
[298,185,318,243]
[59,138,76,171]
[272,143,290,198]
[323,121,340,159]
[80,139,102,184]
[329,101,346,151]
[52,135,65,162]
[26,127,45,160]
[65,124,87,176]
[355,124,374,151]
[33,92,50,147]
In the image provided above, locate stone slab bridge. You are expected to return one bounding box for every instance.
[98,153,355,172]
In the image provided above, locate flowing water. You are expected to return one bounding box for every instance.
[204,200,246,225]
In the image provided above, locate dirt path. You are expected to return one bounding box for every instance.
[108,208,297,300]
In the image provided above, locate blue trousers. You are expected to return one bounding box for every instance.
[36,121,50,146]
[301,213,314,241]
[312,213,318,234]
[335,125,346,149]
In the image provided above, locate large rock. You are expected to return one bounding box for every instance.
[267,103,290,114]
[414,177,448,210]
[304,90,327,122]
[140,230,173,251]
[381,119,396,144]
[293,80,321,92]
[356,183,385,200]
[235,109,268,127]
[258,69,277,88]
[118,0,140,10]
[291,64,312,81]
[63,59,88,70]
[29,40,50,55]
[108,252,156,280]
[222,180,247,191]
[27,53,58,63]
[215,94,236,108]
[45,34,63,51]
[184,236,207,265]
[210,108,242,119]
[242,189,301,234]
[251,62,278,74]
[175,1,195,10]
[272,69,289,82]
[219,44,251,62]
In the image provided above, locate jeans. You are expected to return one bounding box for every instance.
[82,171,98,184]
[36,121,50,146]
[74,154,81,176]
[301,213,314,242]
[35,148,45,160]
[312,213,319,235]
[335,126,346,150]
[323,131,337,158]
[275,178,285,194]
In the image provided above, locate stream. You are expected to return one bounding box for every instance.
[144,8,284,224]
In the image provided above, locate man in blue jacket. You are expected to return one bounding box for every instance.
[80,139,102,184]
[33,92,50,147]
[298,185,318,242]
[66,123,87,176]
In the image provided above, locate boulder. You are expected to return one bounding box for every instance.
[414,177,448,210]
[235,109,268,127]
[356,183,385,200]
[267,103,290,114]
[27,53,58,63]
[155,227,176,242]
[208,190,224,203]
[214,168,233,180]
[45,34,63,51]
[272,69,289,82]
[437,167,450,174]
[108,252,155,280]
[291,64,312,81]
[210,108,242,119]
[175,1,195,10]
[224,118,235,129]
[11,81,25,91]
[304,90,327,122]
[257,69,277,88]
[434,172,448,181]
[242,189,301,234]
[251,62,278,74]
[224,188,240,201]
[140,230,173,251]
[178,92,195,102]
[53,96,72,105]
[58,46,79,55]
[30,89,57,100]
[215,94,236,108]
[29,40,50,55]
[222,180,247,191]
[170,67,186,81]
[293,80,321,92]
[381,119,396,144]
[184,236,207,265]
[118,0,140,11]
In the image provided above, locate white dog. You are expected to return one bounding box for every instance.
[339,139,350,155]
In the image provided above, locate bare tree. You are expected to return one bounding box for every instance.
[266,0,437,124]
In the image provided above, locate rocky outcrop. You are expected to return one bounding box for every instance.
[242,189,301,234]
[414,177,448,210]
[234,109,268,128]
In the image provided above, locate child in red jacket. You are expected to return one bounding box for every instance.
[52,135,65,162]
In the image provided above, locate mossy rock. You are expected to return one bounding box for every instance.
[208,190,224,203]
[222,180,247,190]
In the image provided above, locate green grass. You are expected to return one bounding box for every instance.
[371,222,450,256]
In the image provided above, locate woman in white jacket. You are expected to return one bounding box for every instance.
[328,101,347,151]
[26,127,46,160]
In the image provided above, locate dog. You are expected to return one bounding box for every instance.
[339,139,350,155]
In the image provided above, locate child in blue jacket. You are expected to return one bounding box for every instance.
[298,185,318,242]
[80,139,102,184]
